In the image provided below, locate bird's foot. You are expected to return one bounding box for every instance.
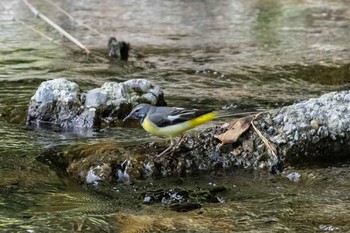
[156,135,185,157]
[156,144,175,157]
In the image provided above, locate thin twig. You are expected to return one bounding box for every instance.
[22,0,91,54]
[42,0,137,59]
[0,1,62,46]
[251,114,278,160]
[17,19,60,44]
[41,0,138,57]
[43,0,106,38]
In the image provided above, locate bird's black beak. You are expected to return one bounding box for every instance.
[123,113,133,122]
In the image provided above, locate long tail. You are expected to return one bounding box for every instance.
[187,108,262,128]
[187,111,218,127]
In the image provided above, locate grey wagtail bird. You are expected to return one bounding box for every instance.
[123,103,217,156]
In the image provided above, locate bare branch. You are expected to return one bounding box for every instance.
[22,0,91,54]
[0,1,62,46]
[43,0,105,38]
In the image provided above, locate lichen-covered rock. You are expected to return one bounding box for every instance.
[26,78,82,128]
[210,90,350,169]
[84,79,166,122]
[26,78,166,128]
[147,90,350,174]
[37,90,350,186]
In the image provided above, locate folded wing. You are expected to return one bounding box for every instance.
[150,107,212,128]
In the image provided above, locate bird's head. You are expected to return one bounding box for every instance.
[123,103,151,123]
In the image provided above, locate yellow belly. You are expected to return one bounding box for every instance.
[141,111,217,137]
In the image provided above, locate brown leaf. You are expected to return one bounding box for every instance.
[214,115,254,144]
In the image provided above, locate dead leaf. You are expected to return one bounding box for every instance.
[214,115,254,144]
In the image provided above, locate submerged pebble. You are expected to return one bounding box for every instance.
[319,225,340,231]
[116,160,131,184]
[286,172,301,182]
[86,166,102,185]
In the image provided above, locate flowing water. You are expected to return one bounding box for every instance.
[0,0,349,232]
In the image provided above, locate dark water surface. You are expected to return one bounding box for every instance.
[0,0,349,232]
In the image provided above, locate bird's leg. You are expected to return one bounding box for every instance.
[170,134,185,156]
[157,137,175,157]
[157,135,186,157]
[156,145,173,157]
[174,134,185,150]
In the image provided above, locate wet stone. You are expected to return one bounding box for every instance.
[299,122,310,130]
[286,172,301,182]
[282,124,292,134]
[26,78,166,129]
[271,135,286,144]
[317,126,329,138]
[108,37,130,61]
[267,126,275,134]
[84,89,108,108]
[344,93,350,102]
[273,114,283,124]
[293,131,299,141]
[309,128,317,135]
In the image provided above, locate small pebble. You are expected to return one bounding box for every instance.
[86,166,102,185]
[271,135,286,144]
[294,131,299,141]
[310,119,319,129]
[310,129,316,135]
[319,225,339,231]
[286,172,301,182]
[330,134,337,141]
[283,123,294,134]
[317,126,329,138]
[344,93,350,102]
[273,114,283,124]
